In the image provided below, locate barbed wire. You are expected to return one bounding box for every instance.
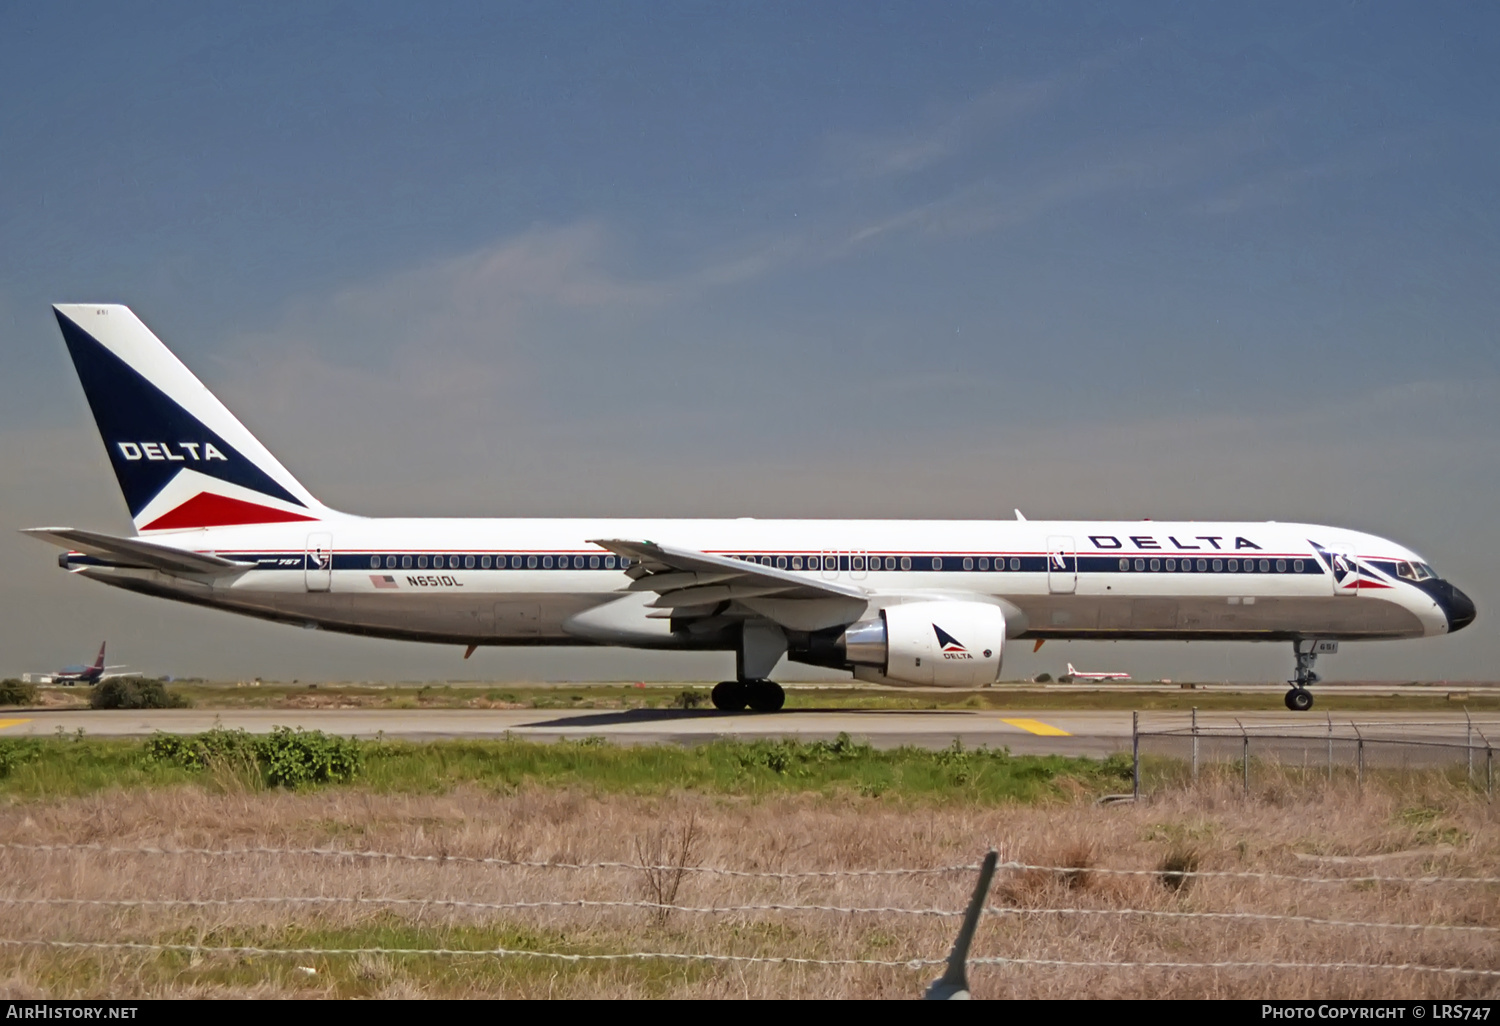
[3,895,1494,934]
[997,861,1500,886]
[0,937,942,969]
[0,938,1493,978]
[969,955,1500,977]
[0,842,976,878]
[4,843,1494,886]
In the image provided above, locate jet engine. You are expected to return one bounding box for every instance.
[841,601,1005,687]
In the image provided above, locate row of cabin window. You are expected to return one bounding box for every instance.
[734,555,1024,571]
[1119,557,1304,573]
[368,554,633,570]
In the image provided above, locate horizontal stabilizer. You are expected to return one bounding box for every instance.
[22,527,254,575]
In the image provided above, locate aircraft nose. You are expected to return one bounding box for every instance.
[1444,583,1476,633]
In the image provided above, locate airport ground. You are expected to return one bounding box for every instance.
[5,680,1498,758]
[2,683,1496,999]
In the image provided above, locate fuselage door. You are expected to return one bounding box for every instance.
[820,550,839,581]
[1047,535,1077,594]
[850,551,869,581]
[305,532,333,592]
[1331,551,1361,597]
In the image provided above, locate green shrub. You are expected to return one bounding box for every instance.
[0,739,41,777]
[90,678,190,710]
[0,679,38,706]
[146,726,361,788]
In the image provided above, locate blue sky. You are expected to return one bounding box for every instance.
[1,3,1496,682]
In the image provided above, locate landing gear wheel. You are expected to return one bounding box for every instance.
[711,680,748,711]
[745,679,786,713]
[1285,687,1314,712]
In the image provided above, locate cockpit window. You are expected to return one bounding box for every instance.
[1398,561,1437,581]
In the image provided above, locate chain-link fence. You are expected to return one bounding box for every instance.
[1130,711,1497,798]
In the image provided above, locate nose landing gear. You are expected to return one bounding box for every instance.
[1285,640,1325,712]
[1285,687,1314,711]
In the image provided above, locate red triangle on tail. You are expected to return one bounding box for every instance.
[140,492,319,531]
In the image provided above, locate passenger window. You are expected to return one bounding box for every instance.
[792,556,803,570]
[369,556,380,569]
[481,556,492,568]
[1228,560,1238,571]
[1008,558,1019,570]
[1165,559,1176,571]
[1259,560,1269,572]
[1212,559,1222,571]
[963,557,973,571]
[1276,559,1286,572]
[1119,558,1130,571]
[386,556,396,569]
[773,556,784,569]
[1149,559,1160,571]
[978,558,989,570]
[465,555,475,569]
[900,556,912,571]
[417,556,428,569]
[932,557,943,570]
[586,555,596,569]
[1134,559,1145,571]
[527,556,537,569]
[542,556,553,568]
[884,557,894,570]
[1293,559,1303,572]
[605,556,616,568]
[1196,559,1206,571]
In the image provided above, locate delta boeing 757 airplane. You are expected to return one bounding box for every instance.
[27,305,1475,712]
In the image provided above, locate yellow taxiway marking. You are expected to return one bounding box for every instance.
[0,719,31,731]
[1000,717,1071,737]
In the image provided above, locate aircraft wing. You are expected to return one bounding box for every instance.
[22,527,255,576]
[589,538,870,631]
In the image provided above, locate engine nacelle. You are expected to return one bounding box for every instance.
[842,601,1005,687]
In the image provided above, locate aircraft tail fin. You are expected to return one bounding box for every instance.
[93,642,106,673]
[51,305,332,533]
[1066,663,1077,675]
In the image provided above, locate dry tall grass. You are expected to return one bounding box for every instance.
[0,778,1495,999]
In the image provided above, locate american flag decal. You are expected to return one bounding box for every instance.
[370,574,399,589]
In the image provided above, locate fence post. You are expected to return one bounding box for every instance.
[1236,717,1249,797]
[1191,706,1199,783]
[1326,712,1334,784]
[925,849,999,1000]
[1466,709,1474,786]
[1488,747,1493,803]
[1352,722,1364,794]
[1132,711,1140,800]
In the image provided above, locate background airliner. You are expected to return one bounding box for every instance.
[27,306,1476,712]
[24,642,128,685]
[1063,663,1131,682]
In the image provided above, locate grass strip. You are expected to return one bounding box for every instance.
[0,730,1131,802]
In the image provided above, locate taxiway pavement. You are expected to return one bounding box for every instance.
[1,708,1492,757]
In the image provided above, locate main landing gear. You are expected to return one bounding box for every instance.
[1285,640,1322,712]
[712,679,786,713]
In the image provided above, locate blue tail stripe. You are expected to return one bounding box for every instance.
[55,310,304,516]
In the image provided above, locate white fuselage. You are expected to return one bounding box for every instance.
[68,517,1456,658]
